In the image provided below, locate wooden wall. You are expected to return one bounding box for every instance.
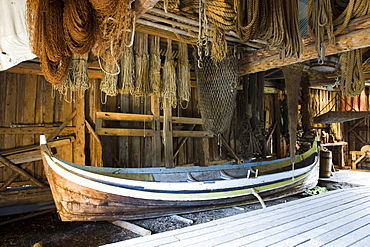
[96,87,226,168]
[0,71,86,207]
[342,88,370,152]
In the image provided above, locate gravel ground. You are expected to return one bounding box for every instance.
[0,195,306,247]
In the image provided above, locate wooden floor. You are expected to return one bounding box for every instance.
[320,169,370,187]
[102,186,370,247]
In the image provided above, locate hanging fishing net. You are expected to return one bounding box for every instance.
[195,54,238,135]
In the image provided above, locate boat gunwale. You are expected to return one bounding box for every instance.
[49,138,319,175]
[41,143,319,194]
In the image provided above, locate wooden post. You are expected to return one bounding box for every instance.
[73,92,85,165]
[200,126,210,165]
[89,79,103,167]
[118,94,130,167]
[151,95,162,167]
[274,93,283,159]
[301,74,311,133]
[163,98,174,167]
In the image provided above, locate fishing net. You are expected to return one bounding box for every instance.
[196,53,238,135]
[150,36,161,96]
[177,42,191,107]
[133,32,150,97]
[282,63,304,163]
[53,54,90,102]
[100,60,119,100]
[91,0,135,65]
[27,0,72,86]
[26,0,135,86]
[63,0,97,55]
[119,45,135,94]
[162,39,177,108]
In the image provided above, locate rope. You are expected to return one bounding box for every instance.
[332,0,370,35]
[180,0,235,63]
[251,188,266,209]
[100,60,118,97]
[340,49,365,97]
[211,27,227,61]
[177,42,191,107]
[234,0,302,59]
[155,0,179,12]
[280,0,302,59]
[162,39,177,108]
[150,35,161,96]
[196,0,209,68]
[119,45,135,94]
[308,0,334,62]
[133,32,150,97]
[53,54,90,102]
[235,0,259,42]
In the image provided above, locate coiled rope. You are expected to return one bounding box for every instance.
[340,49,365,97]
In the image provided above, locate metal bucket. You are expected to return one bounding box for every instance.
[320,148,332,178]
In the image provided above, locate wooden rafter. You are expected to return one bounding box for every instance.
[239,15,370,75]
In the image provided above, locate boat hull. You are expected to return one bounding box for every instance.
[41,152,319,221]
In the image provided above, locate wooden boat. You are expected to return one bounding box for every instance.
[40,135,320,221]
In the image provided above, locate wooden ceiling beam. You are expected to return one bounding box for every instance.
[4,61,102,78]
[239,15,370,76]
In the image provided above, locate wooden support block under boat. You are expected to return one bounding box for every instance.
[110,220,151,236]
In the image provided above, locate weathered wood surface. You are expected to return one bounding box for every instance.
[240,15,370,75]
[314,111,370,124]
[96,111,204,125]
[0,72,78,189]
[5,61,102,78]
[102,186,370,247]
[0,126,76,135]
[0,187,52,207]
[0,154,47,188]
[111,220,152,236]
[1,138,73,166]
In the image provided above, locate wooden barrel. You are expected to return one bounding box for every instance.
[320,148,332,178]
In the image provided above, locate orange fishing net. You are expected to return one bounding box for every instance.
[26,0,134,86]
[27,0,72,86]
[63,0,97,55]
[91,0,135,66]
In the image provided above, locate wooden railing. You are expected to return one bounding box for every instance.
[95,112,213,138]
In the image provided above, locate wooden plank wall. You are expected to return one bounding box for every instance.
[97,87,225,168]
[0,72,76,188]
[310,87,370,165]
[0,71,280,182]
[340,88,370,152]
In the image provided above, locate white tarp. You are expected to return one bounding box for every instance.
[0,0,36,71]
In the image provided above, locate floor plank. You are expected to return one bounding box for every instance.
[102,187,370,247]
